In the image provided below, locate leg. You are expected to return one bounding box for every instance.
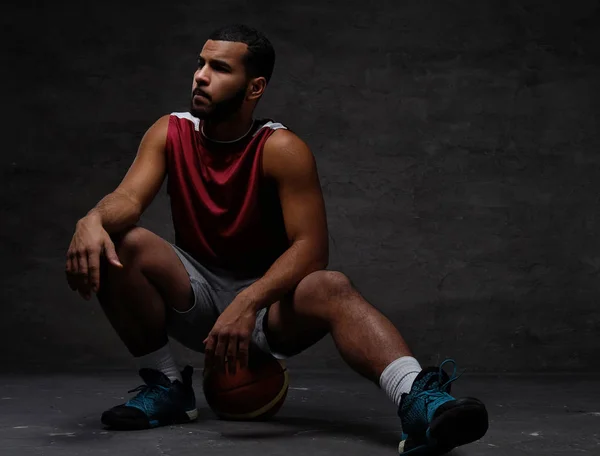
[265,270,412,384]
[96,226,198,430]
[97,226,195,356]
[264,270,488,454]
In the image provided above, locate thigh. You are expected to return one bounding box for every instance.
[111,226,195,313]
[165,282,221,353]
[165,245,254,353]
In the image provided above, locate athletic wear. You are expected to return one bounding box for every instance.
[101,366,198,430]
[379,356,422,407]
[397,359,489,455]
[166,243,288,359]
[165,113,290,277]
[162,113,293,359]
[134,343,182,383]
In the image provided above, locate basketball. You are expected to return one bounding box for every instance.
[202,349,289,421]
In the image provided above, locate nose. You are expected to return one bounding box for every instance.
[194,65,210,86]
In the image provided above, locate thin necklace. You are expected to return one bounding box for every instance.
[201,120,255,144]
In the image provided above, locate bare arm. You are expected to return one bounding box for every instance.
[84,114,170,233]
[239,128,329,310]
[66,114,170,300]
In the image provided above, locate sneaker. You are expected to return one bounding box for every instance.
[101,365,198,430]
[398,359,488,455]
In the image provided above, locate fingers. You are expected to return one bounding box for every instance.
[87,249,100,294]
[66,222,119,300]
[214,333,229,373]
[76,252,91,300]
[204,331,252,375]
[103,239,123,268]
[65,254,78,291]
[204,333,218,371]
[65,248,97,300]
[238,337,250,370]
[227,335,238,374]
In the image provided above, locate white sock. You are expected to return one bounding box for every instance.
[379,356,422,407]
[135,343,182,383]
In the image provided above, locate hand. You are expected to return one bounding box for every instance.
[203,295,258,374]
[65,214,123,300]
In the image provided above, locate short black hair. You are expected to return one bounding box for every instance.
[207,24,276,84]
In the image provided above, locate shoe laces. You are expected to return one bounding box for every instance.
[435,358,463,392]
[413,359,464,409]
[401,359,466,437]
[127,384,170,412]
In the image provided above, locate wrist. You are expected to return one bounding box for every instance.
[82,211,102,227]
[237,290,264,313]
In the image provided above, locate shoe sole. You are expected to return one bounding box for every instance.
[429,399,489,452]
[399,398,489,455]
[101,408,199,431]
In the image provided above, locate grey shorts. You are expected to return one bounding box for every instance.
[166,244,287,359]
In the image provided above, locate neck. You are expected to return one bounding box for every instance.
[202,112,255,143]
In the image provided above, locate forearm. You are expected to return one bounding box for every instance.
[239,239,328,312]
[83,191,142,234]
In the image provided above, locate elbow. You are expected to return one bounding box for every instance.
[316,240,329,270]
[312,252,329,271]
[296,238,329,272]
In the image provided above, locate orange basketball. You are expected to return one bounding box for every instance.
[202,349,289,421]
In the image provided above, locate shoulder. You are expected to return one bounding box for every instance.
[140,114,171,144]
[166,112,199,131]
[262,128,317,182]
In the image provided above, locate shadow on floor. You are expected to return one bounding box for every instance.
[43,407,463,456]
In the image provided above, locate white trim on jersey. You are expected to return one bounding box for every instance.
[170,112,288,135]
[171,112,200,131]
[254,121,288,135]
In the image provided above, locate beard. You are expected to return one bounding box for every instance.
[190,83,247,122]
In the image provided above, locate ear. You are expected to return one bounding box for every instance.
[247,76,267,101]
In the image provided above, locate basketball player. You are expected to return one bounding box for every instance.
[65,24,489,455]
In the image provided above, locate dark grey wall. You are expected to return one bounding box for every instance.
[3,1,600,374]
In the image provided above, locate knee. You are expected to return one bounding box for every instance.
[295,270,354,305]
[112,226,151,258]
[100,226,151,280]
[97,226,153,298]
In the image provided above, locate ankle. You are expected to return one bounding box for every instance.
[380,356,422,407]
[135,343,182,383]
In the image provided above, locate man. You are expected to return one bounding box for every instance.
[65,24,488,455]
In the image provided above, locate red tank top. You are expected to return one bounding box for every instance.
[165,112,290,277]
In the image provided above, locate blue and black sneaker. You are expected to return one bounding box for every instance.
[398,359,488,455]
[101,365,198,430]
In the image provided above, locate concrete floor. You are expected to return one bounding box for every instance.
[1,369,599,455]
